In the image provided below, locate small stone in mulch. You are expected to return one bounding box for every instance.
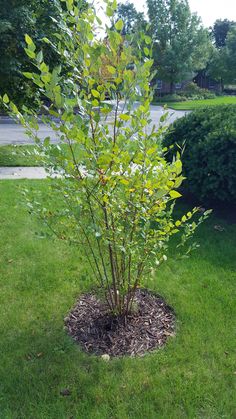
[64,289,175,357]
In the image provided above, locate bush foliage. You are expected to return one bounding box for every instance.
[181,82,216,100]
[1,0,210,317]
[163,106,236,203]
[155,83,216,103]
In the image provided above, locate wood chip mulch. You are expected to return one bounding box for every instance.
[64,288,175,357]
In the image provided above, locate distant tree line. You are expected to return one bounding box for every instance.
[115,1,236,92]
[0,0,235,109]
[209,19,236,89]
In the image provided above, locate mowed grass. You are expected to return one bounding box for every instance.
[0,145,41,167]
[0,180,235,419]
[157,96,236,110]
[0,144,82,167]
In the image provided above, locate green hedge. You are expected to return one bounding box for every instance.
[163,106,236,204]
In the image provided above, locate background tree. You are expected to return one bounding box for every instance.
[114,2,146,35]
[223,26,236,83]
[0,0,60,109]
[208,22,236,88]
[212,19,235,48]
[0,0,87,110]
[113,2,148,64]
[147,0,212,92]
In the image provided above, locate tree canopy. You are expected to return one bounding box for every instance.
[114,2,146,35]
[0,0,87,109]
[0,0,61,108]
[147,0,212,91]
[208,21,236,86]
[212,19,235,48]
[223,26,236,83]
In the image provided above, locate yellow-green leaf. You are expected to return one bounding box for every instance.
[119,114,130,121]
[91,89,100,98]
[169,190,182,199]
[107,65,116,75]
[145,35,152,45]
[23,72,33,80]
[115,19,124,31]
[120,178,129,185]
[3,94,9,104]
[92,99,99,107]
[25,34,33,45]
[24,48,36,59]
[106,6,114,17]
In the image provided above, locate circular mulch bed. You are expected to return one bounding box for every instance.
[64,288,175,357]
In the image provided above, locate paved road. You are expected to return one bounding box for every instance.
[0,106,188,146]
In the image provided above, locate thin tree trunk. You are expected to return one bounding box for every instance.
[220,78,224,93]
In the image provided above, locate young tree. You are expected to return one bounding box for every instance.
[147,0,212,92]
[1,0,209,317]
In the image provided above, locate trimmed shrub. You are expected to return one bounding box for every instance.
[160,94,187,102]
[181,82,217,100]
[163,106,236,204]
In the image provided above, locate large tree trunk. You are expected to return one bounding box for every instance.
[170,81,175,94]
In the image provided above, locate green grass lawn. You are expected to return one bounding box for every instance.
[0,180,235,419]
[156,96,236,110]
[0,145,41,167]
[0,144,82,167]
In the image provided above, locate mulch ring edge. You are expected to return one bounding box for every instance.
[64,288,176,358]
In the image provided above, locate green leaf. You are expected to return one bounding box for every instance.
[22,72,33,80]
[66,0,73,11]
[119,114,130,121]
[36,51,43,64]
[91,89,100,98]
[42,37,50,44]
[3,94,9,104]
[25,48,36,59]
[40,62,48,72]
[120,178,129,185]
[25,34,36,52]
[106,6,114,17]
[92,99,99,107]
[169,190,182,199]
[25,34,33,45]
[204,209,213,216]
[144,36,152,45]
[115,19,124,31]
[107,65,116,75]
[43,137,50,147]
[144,47,150,56]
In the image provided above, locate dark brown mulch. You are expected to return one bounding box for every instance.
[64,289,175,357]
